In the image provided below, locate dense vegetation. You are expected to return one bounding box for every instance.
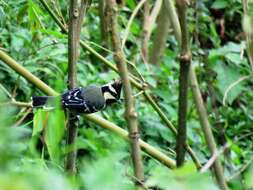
[0,0,253,189]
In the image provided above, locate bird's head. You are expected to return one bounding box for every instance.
[101,79,122,105]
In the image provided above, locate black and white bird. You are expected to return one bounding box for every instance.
[32,80,122,114]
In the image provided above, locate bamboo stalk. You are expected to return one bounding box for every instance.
[189,67,228,190]
[0,101,32,107]
[65,0,78,174]
[163,0,228,188]
[65,0,87,175]
[149,2,170,65]
[175,0,191,167]
[98,0,109,55]
[243,0,253,72]
[106,1,144,188]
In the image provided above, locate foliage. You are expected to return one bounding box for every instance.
[0,0,253,189]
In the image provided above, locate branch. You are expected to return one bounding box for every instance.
[121,0,147,50]
[141,0,162,62]
[106,1,144,188]
[164,0,181,45]
[243,0,253,72]
[164,0,228,186]
[149,1,170,65]
[227,156,253,181]
[189,67,228,190]
[13,107,33,127]
[141,1,150,63]
[65,0,87,174]
[98,0,109,55]
[0,100,32,107]
[0,49,176,168]
[199,131,253,173]
[39,0,67,33]
[175,0,191,167]
[51,0,68,28]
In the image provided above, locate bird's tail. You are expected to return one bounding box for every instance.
[32,96,50,107]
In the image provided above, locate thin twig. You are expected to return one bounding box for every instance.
[121,0,147,50]
[0,101,32,107]
[125,172,149,190]
[51,0,67,27]
[200,144,229,173]
[201,131,253,173]
[13,107,33,127]
[223,75,250,106]
[84,40,146,83]
[0,83,12,98]
[227,156,253,181]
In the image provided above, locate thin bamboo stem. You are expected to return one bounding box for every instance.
[65,0,87,175]
[189,67,228,190]
[175,0,191,167]
[107,1,144,188]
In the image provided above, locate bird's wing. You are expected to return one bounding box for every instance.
[62,88,84,106]
[61,87,92,113]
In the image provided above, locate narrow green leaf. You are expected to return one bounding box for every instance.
[211,0,228,9]
[32,109,46,137]
[45,109,65,163]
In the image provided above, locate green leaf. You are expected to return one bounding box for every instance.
[32,109,46,137]
[208,42,242,64]
[146,164,218,190]
[45,109,65,163]
[225,53,241,65]
[125,0,136,9]
[11,35,25,52]
[81,153,133,190]
[211,0,228,9]
[245,164,253,188]
[27,0,43,33]
[213,60,243,104]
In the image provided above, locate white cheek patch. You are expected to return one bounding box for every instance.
[104,92,115,100]
[108,84,117,94]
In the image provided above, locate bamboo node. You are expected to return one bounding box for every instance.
[179,52,191,63]
[73,9,79,17]
[129,109,137,118]
[128,132,140,140]
[142,82,148,90]
[114,50,122,58]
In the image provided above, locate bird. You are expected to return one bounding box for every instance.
[32,80,122,114]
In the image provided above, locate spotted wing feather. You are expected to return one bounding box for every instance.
[61,87,105,113]
[61,88,90,113]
